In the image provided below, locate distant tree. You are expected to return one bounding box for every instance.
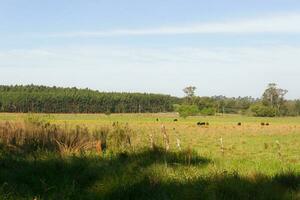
[183,86,196,97]
[183,86,197,104]
[262,83,288,115]
[281,100,299,116]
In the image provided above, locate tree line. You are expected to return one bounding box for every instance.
[176,84,300,117]
[0,85,179,113]
[0,84,299,117]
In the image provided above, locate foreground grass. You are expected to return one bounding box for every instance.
[0,150,300,200]
[0,113,300,199]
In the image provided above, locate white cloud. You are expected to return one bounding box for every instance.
[0,45,300,98]
[43,13,300,37]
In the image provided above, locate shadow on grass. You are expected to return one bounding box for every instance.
[105,171,300,200]
[0,148,210,199]
[0,148,299,200]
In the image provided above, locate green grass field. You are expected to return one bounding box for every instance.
[0,113,300,199]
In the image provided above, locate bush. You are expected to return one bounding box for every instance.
[175,104,199,118]
[200,107,215,116]
[250,104,277,117]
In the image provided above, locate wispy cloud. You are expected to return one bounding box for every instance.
[1,45,300,98]
[1,45,299,71]
[43,13,300,37]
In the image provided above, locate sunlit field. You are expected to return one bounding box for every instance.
[1,113,300,199]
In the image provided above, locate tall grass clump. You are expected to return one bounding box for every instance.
[106,123,134,156]
[0,119,134,156]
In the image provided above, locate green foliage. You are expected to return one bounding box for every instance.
[1,84,300,117]
[175,104,199,118]
[294,100,300,115]
[108,123,133,153]
[0,85,179,113]
[250,104,277,117]
[194,96,255,115]
[261,83,288,116]
[200,107,215,116]
[262,83,288,108]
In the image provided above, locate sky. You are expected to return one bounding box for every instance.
[1,0,300,98]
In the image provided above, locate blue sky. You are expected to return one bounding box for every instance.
[1,0,300,98]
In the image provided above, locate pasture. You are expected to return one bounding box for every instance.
[0,113,300,199]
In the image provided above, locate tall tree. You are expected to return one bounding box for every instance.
[183,86,197,105]
[262,83,288,115]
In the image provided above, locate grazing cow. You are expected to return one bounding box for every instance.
[261,122,265,126]
[156,118,159,122]
[173,119,178,122]
[237,122,242,126]
[266,122,270,126]
[197,122,206,126]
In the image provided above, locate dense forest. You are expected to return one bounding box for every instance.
[0,84,299,116]
[0,85,179,113]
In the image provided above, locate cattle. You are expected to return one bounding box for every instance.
[156,118,159,122]
[266,122,270,126]
[197,122,206,126]
[237,122,242,126]
[173,119,178,122]
[261,122,265,126]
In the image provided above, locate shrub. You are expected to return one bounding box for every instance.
[200,107,215,116]
[175,105,199,118]
[250,104,277,117]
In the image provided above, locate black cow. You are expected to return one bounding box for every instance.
[173,119,178,122]
[237,122,242,126]
[197,122,206,126]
